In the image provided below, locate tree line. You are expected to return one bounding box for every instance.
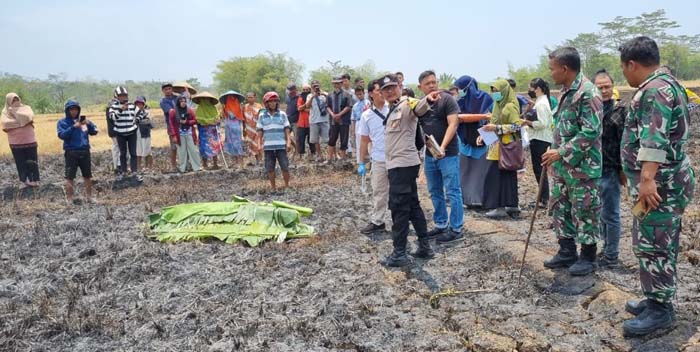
[508,9,700,90]
[2,9,697,115]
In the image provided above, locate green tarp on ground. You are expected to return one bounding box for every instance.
[148,196,314,247]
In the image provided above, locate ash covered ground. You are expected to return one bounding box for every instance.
[1,141,699,351]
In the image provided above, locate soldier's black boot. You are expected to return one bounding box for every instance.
[623,300,675,337]
[569,243,598,276]
[626,299,676,319]
[411,237,434,259]
[544,238,578,269]
[625,299,649,316]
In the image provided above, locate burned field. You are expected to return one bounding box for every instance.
[1,148,700,352]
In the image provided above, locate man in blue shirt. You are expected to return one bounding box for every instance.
[257,91,292,191]
[57,100,98,204]
[159,83,179,171]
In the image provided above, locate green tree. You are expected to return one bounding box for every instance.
[438,73,456,89]
[213,52,304,101]
[564,33,601,74]
[309,60,387,92]
[507,56,552,91]
[598,9,681,51]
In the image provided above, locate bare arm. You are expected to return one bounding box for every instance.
[257,130,264,151]
[441,113,459,151]
[360,135,371,163]
[285,128,292,148]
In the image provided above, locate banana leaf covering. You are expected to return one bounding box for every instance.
[148,196,314,247]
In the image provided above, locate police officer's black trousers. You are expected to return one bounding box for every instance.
[388,165,428,250]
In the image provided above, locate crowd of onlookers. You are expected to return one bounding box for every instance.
[2,35,700,337]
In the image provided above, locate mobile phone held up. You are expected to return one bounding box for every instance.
[79,115,86,123]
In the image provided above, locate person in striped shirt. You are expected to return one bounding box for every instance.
[108,86,142,182]
[256,91,292,191]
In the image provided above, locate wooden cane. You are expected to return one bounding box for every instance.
[518,167,548,285]
[215,124,229,169]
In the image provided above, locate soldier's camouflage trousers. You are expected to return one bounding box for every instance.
[632,168,695,303]
[551,177,601,245]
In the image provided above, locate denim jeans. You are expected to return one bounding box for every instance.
[424,155,463,231]
[599,168,621,258]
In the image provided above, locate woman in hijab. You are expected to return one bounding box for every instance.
[477,79,523,219]
[1,93,39,188]
[193,93,221,170]
[221,93,245,167]
[168,96,202,173]
[453,75,493,208]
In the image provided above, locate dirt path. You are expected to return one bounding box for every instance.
[1,152,699,351]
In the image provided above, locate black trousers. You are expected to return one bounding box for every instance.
[529,139,550,204]
[296,127,316,155]
[483,161,519,209]
[10,145,40,183]
[117,133,138,174]
[328,124,349,149]
[388,165,428,250]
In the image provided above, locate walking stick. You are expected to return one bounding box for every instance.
[215,124,229,169]
[518,167,548,285]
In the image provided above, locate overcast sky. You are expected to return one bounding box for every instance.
[2,0,699,86]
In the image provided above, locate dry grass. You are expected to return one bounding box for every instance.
[0,111,171,156]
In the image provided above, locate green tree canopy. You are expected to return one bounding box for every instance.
[509,9,700,90]
[213,52,304,101]
[308,60,388,92]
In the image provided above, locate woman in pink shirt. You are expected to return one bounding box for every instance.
[1,93,39,188]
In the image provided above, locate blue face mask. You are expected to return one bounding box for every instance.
[457,89,466,99]
[492,92,503,102]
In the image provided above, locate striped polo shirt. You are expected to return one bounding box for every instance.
[256,109,290,151]
[108,102,138,135]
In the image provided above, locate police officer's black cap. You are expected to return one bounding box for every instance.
[379,74,399,89]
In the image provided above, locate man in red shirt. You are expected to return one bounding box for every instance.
[296,84,316,161]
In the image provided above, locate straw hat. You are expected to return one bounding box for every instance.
[172,81,198,95]
[219,90,245,104]
[192,91,219,105]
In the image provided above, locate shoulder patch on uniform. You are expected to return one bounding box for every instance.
[407,97,419,110]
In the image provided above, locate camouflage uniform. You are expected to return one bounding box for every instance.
[551,72,604,245]
[622,69,695,304]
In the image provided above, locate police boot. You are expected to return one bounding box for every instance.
[623,300,675,337]
[569,243,598,276]
[382,231,411,267]
[544,238,578,269]
[411,237,435,259]
[381,247,410,267]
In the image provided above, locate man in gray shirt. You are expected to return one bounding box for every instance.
[305,80,329,162]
